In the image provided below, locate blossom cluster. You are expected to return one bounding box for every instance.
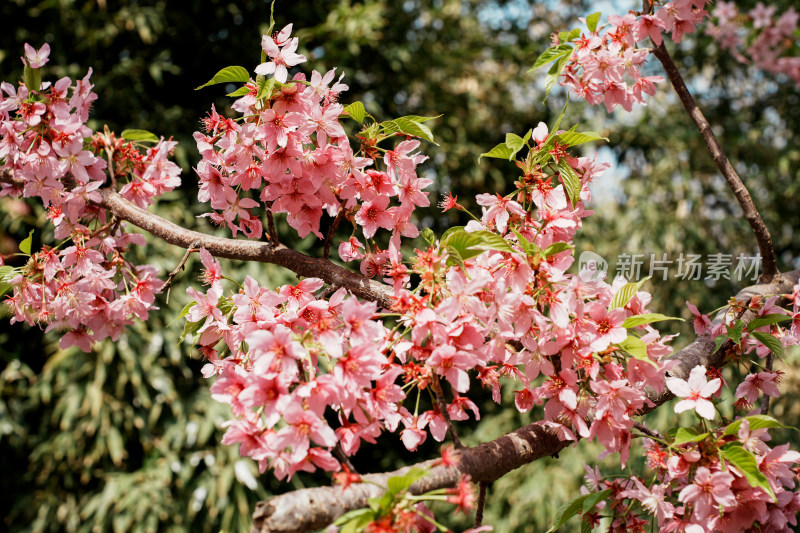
[577,419,800,532]
[686,292,799,373]
[706,2,800,85]
[0,44,179,351]
[187,252,399,479]
[186,108,685,479]
[558,0,713,111]
[193,24,429,250]
[557,0,800,112]
[565,282,800,532]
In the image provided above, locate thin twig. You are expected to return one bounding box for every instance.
[761,351,774,415]
[474,482,488,527]
[319,284,340,300]
[633,421,664,441]
[266,204,279,247]
[104,126,117,189]
[87,215,118,240]
[650,40,778,283]
[430,373,464,449]
[333,443,358,475]
[323,205,346,260]
[163,240,201,303]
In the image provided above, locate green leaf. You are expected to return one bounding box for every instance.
[0,265,15,282]
[444,244,467,270]
[195,66,250,90]
[586,12,602,33]
[672,427,709,446]
[218,296,234,316]
[421,227,437,247]
[179,320,203,344]
[751,331,784,359]
[120,129,159,143]
[543,242,573,257]
[256,77,277,100]
[440,229,516,267]
[522,128,533,145]
[226,85,251,97]
[557,159,581,208]
[530,44,574,71]
[728,319,745,344]
[479,142,516,161]
[343,101,368,124]
[333,508,375,533]
[617,335,654,364]
[381,117,437,144]
[548,101,570,145]
[511,227,539,257]
[23,62,42,92]
[747,313,792,331]
[505,132,528,159]
[547,489,611,532]
[581,488,612,512]
[466,230,517,254]
[557,28,581,43]
[440,225,465,241]
[178,302,196,319]
[267,0,276,35]
[720,444,776,501]
[399,115,440,124]
[361,121,380,140]
[723,414,797,437]
[623,313,684,329]
[386,467,427,498]
[0,283,12,299]
[713,333,728,354]
[442,231,485,265]
[543,53,572,100]
[610,276,650,309]
[19,230,34,255]
[556,131,608,147]
[0,265,15,298]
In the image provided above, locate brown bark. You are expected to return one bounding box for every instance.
[0,169,395,309]
[650,41,779,283]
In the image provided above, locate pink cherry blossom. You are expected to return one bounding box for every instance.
[678,467,736,520]
[23,43,50,69]
[735,371,781,405]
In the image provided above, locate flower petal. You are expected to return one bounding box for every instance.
[666,376,691,397]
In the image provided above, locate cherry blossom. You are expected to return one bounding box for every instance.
[23,42,50,69]
[665,365,720,419]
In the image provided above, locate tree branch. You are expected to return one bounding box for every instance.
[251,270,800,533]
[650,41,779,283]
[0,169,395,309]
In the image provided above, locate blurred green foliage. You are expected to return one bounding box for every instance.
[1,0,799,532]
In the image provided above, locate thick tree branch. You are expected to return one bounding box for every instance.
[0,169,395,309]
[251,270,800,533]
[98,190,395,307]
[650,41,779,283]
[640,270,799,411]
